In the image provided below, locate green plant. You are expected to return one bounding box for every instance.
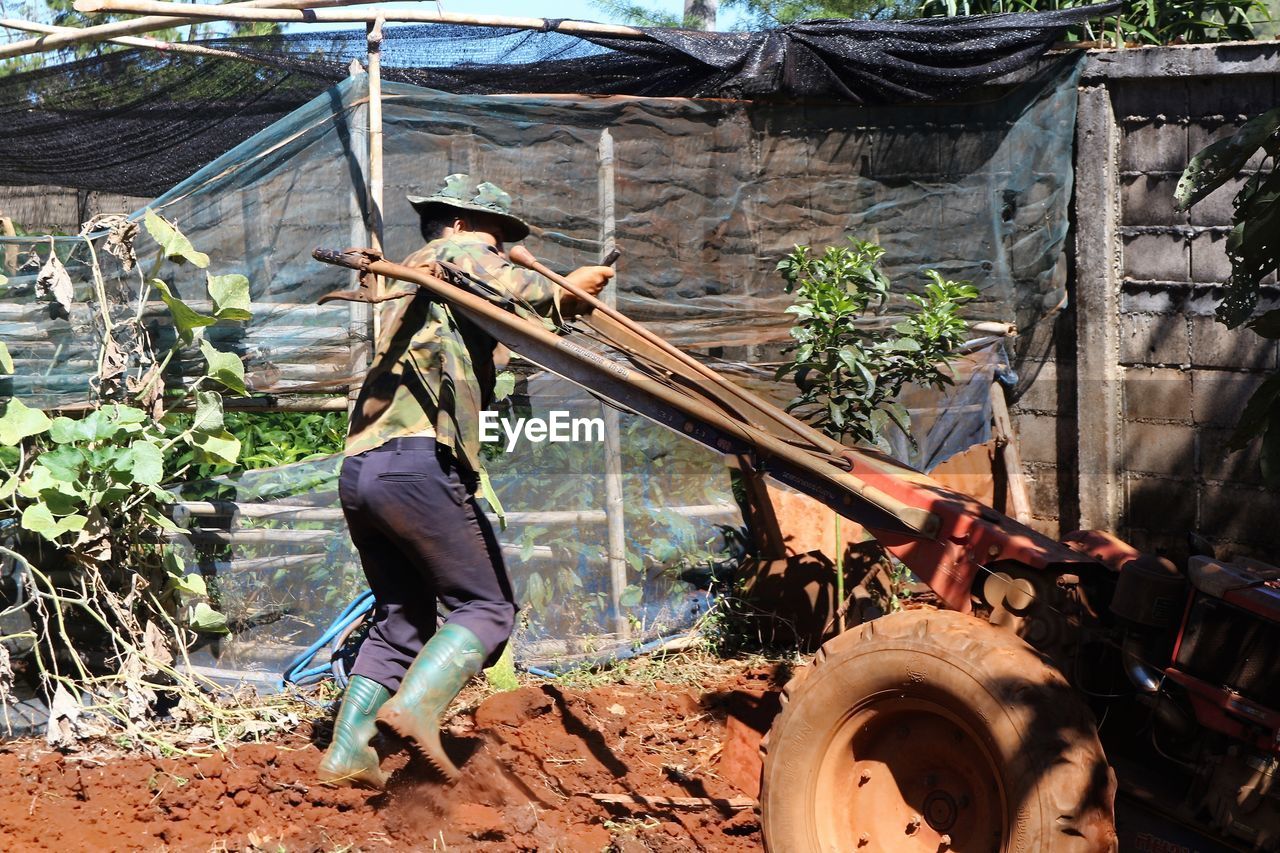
[167,411,347,483]
[1177,109,1280,486]
[776,237,977,449]
[0,210,272,744]
[776,236,975,626]
[916,0,1267,46]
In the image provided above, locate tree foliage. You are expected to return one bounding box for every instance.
[917,0,1267,45]
[595,0,913,27]
[1177,110,1280,487]
[596,0,1266,42]
[721,0,913,25]
[776,237,977,447]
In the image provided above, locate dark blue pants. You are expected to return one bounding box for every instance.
[339,437,515,693]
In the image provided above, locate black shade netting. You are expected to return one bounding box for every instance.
[0,4,1116,197]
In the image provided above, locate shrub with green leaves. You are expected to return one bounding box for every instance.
[1177,110,1280,486]
[168,411,347,484]
[917,0,1267,46]
[776,237,977,449]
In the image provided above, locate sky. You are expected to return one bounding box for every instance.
[296,0,749,32]
[451,0,651,22]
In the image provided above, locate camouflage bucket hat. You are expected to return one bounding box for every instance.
[407,173,530,242]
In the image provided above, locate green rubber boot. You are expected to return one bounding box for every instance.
[376,623,486,780]
[317,675,391,789]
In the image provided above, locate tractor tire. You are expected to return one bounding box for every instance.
[760,608,1117,853]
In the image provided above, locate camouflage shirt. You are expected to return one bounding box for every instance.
[344,233,560,475]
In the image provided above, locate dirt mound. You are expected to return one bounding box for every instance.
[0,664,785,851]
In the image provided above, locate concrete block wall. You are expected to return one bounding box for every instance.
[1076,44,1280,563]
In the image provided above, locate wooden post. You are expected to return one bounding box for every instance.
[0,17,276,61]
[1,0,388,62]
[0,215,16,276]
[990,382,1033,525]
[598,128,630,640]
[366,15,385,331]
[346,60,370,416]
[71,0,648,41]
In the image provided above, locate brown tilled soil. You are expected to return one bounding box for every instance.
[0,662,788,851]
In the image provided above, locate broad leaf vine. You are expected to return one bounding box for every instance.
[0,211,298,748]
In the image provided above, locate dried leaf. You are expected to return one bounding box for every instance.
[128,362,165,420]
[36,249,74,320]
[81,214,139,272]
[142,621,173,668]
[171,694,200,724]
[105,216,139,272]
[119,654,149,720]
[98,335,128,399]
[70,509,112,566]
[46,684,83,750]
[183,725,214,744]
[238,719,276,738]
[0,646,13,707]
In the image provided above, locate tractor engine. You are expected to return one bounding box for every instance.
[1117,552,1280,851]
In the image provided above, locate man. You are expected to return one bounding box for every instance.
[318,174,614,787]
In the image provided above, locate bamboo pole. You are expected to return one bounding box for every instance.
[366,14,384,314]
[346,60,371,416]
[598,128,629,640]
[187,394,349,412]
[73,0,648,38]
[0,17,268,60]
[169,501,735,524]
[0,0,384,61]
[990,381,1033,524]
[0,216,16,276]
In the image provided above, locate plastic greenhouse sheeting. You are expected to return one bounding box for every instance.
[0,9,1113,196]
[0,56,1078,682]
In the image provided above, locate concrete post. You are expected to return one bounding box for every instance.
[598,128,630,639]
[1073,85,1123,532]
